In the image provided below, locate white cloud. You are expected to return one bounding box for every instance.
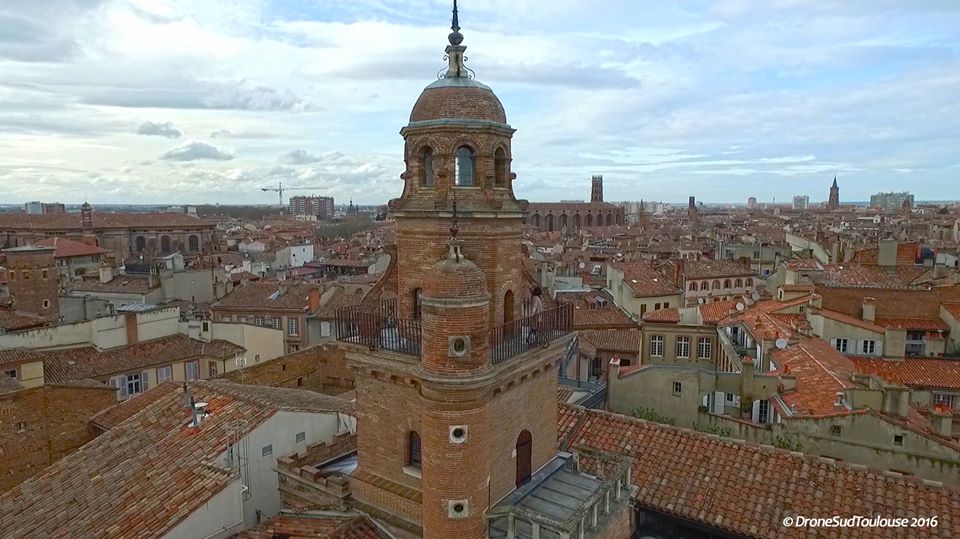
[136,120,181,138]
[159,140,235,161]
[278,149,321,165]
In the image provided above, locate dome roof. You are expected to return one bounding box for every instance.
[422,243,488,300]
[409,79,506,124]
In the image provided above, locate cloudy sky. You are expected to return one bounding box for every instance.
[1,0,958,205]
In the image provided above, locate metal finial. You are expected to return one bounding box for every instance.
[452,0,460,32]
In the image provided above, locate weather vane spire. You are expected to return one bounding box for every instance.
[452,0,460,33]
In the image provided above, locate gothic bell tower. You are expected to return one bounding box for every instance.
[344,3,574,538]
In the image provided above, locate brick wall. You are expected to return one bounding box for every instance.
[0,383,115,492]
[595,502,635,539]
[216,344,354,395]
[4,249,59,321]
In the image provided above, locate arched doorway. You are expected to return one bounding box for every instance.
[504,290,514,325]
[516,430,532,487]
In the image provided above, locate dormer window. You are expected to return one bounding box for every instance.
[455,146,475,186]
[420,147,434,187]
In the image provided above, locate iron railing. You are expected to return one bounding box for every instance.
[490,303,574,364]
[335,303,421,356]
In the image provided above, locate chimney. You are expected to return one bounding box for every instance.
[278,283,287,296]
[878,238,897,268]
[861,297,876,322]
[740,356,755,396]
[882,387,909,418]
[809,293,822,310]
[607,356,621,384]
[99,264,113,284]
[125,312,139,345]
[930,405,952,437]
[308,287,321,312]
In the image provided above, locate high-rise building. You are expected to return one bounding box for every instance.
[590,174,603,202]
[747,197,757,209]
[289,195,335,219]
[870,191,914,212]
[827,175,840,209]
[24,202,66,214]
[792,195,810,210]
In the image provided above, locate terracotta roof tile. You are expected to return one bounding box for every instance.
[213,281,318,311]
[698,300,739,324]
[70,275,158,294]
[810,263,928,289]
[818,308,886,333]
[680,259,755,279]
[232,513,390,538]
[0,380,352,539]
[874,317,948,331]
[611,262,681,297]
[0,211,214,230]
[850,357,960,391]
[562,405,960,539]
[0,309,49,331]
[642,307,679,323]
[943,303,960,321]
[579,329,642,354]
[89,381,181,430]
[39,334,244,382]
[770,337,857,416]
[35,237,108,258]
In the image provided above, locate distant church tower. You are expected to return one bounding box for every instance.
[590,174,603,203]
[828,175,840,209]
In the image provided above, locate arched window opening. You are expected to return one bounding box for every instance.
[455,146,475,186]
[745,278,754,287]
[407,431,422,468]
[700,281,709,291]
[420,147,434,187]
[616,213,624,225]
[723,279,731,289]
[494,147,508,187]
[504,290,515,325]
[188,235,200,253]
[413,288,423,320]
[160,235,171,254]
[545,214,554,232]
[606,213,613,226]
[135,236,146,253]
[735,278,743,288]
[559,214,568,231]
[573,214,581,229]
[586,214,594,227]
[712,280,721,290]
[531,214,541,228]
[516,430,532,487]
[688,282,696,292]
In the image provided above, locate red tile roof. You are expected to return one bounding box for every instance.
[0,308,49,332]
[89,381,181,431]
[818,308,886,333]
[611,262,681,297]
[770,337,857,416]
[874,317,948,331]
[70,275,158,294]
[850,357,960,391]
[698,300,739,324]
[562,405,960,539]
[642,307,679,323]
[579,329,642,354]
[232,514,389,538]
[0,381,352,539]
[0,211,214,231]
[942,303,960,321]
[811,263,928,289]
[213,281,317,311]
[38,335,244,382]
[35,237,108,258]
[780,283,815,293]
[681,259,755,279]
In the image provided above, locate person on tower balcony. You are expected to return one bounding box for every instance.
[527,287,545,344]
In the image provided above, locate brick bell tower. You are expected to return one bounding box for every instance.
[344,3,573,538]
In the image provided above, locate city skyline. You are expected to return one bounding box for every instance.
[1,0,959,205]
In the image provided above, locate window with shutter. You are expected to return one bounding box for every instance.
[142,371,149,392]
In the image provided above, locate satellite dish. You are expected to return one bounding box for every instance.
[751,292,761,301]
[736,302,745,311]
[775,338,788,350]
[579,262,586,269]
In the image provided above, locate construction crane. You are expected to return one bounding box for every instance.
[260,182,326,206]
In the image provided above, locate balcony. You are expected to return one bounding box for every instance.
[490,304,574,364]
[334,303,422,357]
